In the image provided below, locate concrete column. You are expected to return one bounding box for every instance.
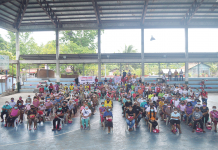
[198,62,200,77]
[98,28,101,81]
[141,28,144,82]
[56,29,60,82]
[158,62,160,77]
[16,32,20,92]
[185,27,189,84]
[83,64,85,76]
[120,63,122,76]
[141,62,144,82]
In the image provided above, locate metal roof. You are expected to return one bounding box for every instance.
[1,0,218,32]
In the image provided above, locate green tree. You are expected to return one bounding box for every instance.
[60,30,98,51]
[6,31,16,55]
[0,34,7,50]
[119,45,137,53]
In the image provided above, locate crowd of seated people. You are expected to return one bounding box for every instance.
[1,75,217,135]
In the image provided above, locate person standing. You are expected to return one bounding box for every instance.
[179,69,183,81]
[123,70,126,78]
[168,69,172,81]
[162,74,166,83]
[174,70,178,81]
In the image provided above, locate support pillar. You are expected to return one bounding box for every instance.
[158,63,160,77]
[83,64,85,76]
[98,28,101,82]
[120,63,122,76]
[56,29,60,82]
[185,27,189,84]
[141,27,144,82]
[16,31,20,92]
[198,62,200,77]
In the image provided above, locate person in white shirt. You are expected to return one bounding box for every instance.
[194,89,200,99]
[172,97,180,108]
[163,92,169,100]
[137,95,144,104]
[195,100,203,108]
[81,105,91,129]
[179,89,183,95]
[186,96,192,103]
[182,89,188,96]
[146,103,157,112]
[151,95,158,103]
[9,97,16,108]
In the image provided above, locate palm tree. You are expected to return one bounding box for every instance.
[119,45,137,53]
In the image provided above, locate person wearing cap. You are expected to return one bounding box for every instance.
[9,97,16,108]
[1,101,12,122]
[27,105,37,130]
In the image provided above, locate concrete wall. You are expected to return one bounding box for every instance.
[37,69,55,78]
[0,77,16,94]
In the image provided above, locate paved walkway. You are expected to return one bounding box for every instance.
[0,93,218,150]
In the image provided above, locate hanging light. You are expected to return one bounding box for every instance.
[150,35,155,41]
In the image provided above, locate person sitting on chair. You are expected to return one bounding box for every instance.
[192,107,205,133]
[170,107,182,134]
[148,106,158,130]
[81,104,91,129]
[126,105,135,131]
[210,106,218,132]
[27,105,37,130]
[103,107,113,134]
[52,105,64,131]
[6,104,20,127]
[1,101,12,122]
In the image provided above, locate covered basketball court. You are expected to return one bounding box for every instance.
[1,0,218,91]
[1,0,218,149]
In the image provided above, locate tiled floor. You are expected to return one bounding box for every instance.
[0,93,218,150]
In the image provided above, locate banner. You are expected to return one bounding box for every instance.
[79,76,95,84]
[0,55,9,70]
[114,76,121,83]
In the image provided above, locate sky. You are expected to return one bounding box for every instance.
[0,28,218,53]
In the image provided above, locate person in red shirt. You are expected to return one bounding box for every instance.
[156,85,160,96]
[121,77,125,85]
[39,85,44,93]
[95,76,98,83]
[201,89,208,104]
[109,78,112,83]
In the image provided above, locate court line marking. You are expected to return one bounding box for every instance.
[0,119,99,147]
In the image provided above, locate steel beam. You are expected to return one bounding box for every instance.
[14,0,29,29]
[141,0,148,25]
[182,0,204,25]
[0,0,15,5]
[92,0,101,25]
[36,0,62,28]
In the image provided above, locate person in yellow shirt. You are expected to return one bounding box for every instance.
[133,74,136,79]
[104,97,112,108]
[64,84,68,90]
[148,93,154,100]
[69,83,74,91]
